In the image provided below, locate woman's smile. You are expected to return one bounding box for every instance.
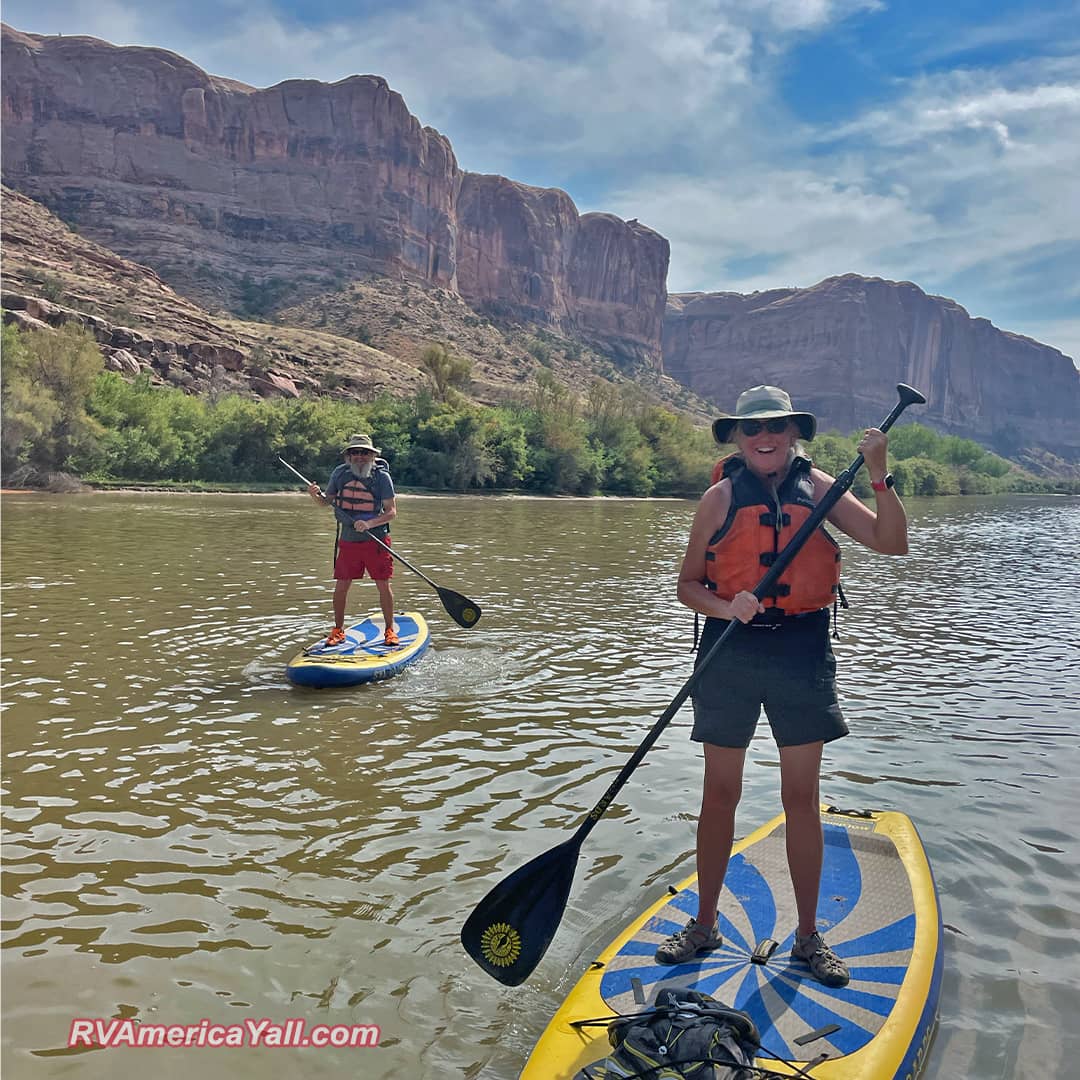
[743,436,791,473]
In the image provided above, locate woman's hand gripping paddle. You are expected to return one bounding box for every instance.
[277,457,482,629]
[460,384,926,986]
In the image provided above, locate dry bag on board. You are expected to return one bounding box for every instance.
[573,987,761,1079]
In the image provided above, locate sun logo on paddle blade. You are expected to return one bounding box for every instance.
[462,608,478,625]
[480,922,522,967]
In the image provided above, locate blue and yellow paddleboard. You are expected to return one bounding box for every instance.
[521,806,941,1079]
[285,611,430,688]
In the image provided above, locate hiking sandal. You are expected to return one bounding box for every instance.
[654,918,722,965]
[791,931,850,987]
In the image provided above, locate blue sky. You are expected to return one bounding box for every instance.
[5,0,1079,364]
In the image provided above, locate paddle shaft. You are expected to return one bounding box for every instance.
[566,384,924,849]
[278,457,317,489]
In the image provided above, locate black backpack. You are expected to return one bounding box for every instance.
[574,988,761,1079]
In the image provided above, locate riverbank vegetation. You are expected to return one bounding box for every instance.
[3,323,1075,496]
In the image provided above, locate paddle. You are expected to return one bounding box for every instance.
[278,457,482,629]
[460,383,926,986]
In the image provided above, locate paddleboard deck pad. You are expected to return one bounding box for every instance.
[285,611,429,687]
[521,806,941,1079]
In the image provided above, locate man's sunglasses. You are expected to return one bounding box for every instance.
[739,418,791,436]
[346,448,376,456]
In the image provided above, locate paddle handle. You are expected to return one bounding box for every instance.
[279,454,346,525]
[570,383,926,846]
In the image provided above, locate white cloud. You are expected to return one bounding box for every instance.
[913,6,1080,67]
[1,1,846,170]
[610,170,934,291]
[751,0,883,32]
[9,0,144,46]
[834,78,1080,147]
[607,54,1080,367]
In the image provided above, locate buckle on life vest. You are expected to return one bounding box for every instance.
[758,511,791,527]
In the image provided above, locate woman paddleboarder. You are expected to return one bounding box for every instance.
[656,385,909,986]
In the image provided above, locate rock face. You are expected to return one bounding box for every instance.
[455,176,669,360]
[1,25,668,362]
[0,185,423,401]
[663,275,1080,459]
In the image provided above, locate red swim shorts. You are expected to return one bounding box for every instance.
[333,537,394,581]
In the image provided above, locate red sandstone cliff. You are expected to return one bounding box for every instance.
[455,176,668,360]
[5,24,1077,459]
[0,25,667,361]
[663,275,1080,458]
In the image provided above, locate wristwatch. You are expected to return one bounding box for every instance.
[871,473,895,492]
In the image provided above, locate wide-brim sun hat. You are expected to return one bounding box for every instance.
[343,433,380,453]
[712,385,817,444]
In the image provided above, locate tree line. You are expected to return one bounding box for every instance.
[2,323,1067,497]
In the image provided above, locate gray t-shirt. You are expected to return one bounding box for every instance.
[325,463,395,542]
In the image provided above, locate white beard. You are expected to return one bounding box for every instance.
[349,460,374,479]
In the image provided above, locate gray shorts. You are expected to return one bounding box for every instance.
[690,609,848,749]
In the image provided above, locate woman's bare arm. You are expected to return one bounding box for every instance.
[677,480,765,622]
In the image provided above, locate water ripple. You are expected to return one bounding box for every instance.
[1,492,1078,1077]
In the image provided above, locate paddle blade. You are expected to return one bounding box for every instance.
[461,838,580,986]
[438,586,482,628]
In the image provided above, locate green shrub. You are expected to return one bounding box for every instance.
[1,323,103,473]
[3,324,1070,497]
[39,274,66,302]
[892,456,960,495]
[525,337,552,365]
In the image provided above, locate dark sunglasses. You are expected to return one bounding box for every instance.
[346,448,375,456]
[739,418,791,436]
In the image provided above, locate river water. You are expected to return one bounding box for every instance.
[2,491,1078,1079]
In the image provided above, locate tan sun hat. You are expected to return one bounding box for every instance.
[343,433,380,453]
[711,385,817,444]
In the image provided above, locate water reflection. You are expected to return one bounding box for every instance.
[2,492,1078,1078]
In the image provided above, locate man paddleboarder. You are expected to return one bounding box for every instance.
[307,433,399,647]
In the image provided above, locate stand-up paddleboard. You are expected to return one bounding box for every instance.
[521,806,941,1079]
[285,612,429,688]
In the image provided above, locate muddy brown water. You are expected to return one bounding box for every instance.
[2,491,1078,1078]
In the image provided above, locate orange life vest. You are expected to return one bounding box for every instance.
[331,461,391,540]
[334,475,379,516]
[704,455,841,615]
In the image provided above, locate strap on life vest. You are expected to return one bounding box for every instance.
[831,582,849,639]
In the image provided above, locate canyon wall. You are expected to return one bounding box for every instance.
[663,275,1080,458]
[1,25,667,361]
